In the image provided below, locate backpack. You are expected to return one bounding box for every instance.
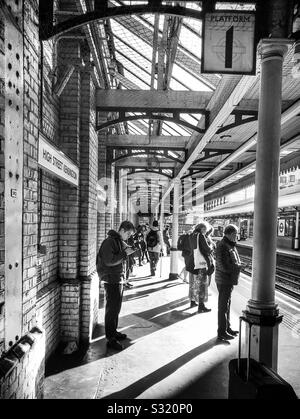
[177,233,192,256]
[146,230,158,248]
[177,233,188,251]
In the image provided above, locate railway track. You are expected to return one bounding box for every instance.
[239,254,300,302]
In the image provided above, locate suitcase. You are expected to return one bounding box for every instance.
[228,316,298,399]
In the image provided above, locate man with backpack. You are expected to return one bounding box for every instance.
[146,220,164,276]
[96,220,135,351]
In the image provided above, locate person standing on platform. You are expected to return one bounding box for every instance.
[96,220,135,351]
[140,225,150,264]
[146,220,163,276]
[163,225,171,256]
[206,225,216,287]
[215,224,241,342]
[188,222,214,313]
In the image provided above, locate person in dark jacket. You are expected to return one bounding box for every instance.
[96,220,135,351]
[215,224,242,342]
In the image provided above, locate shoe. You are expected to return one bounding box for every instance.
[227,329,239,337]
[115,331,127,340]
[217,336,231,344]
[150,271,155,276]
[217,332,234,341]
[107,339,123,351]
[198,304,211,313]
[190,301,197,308]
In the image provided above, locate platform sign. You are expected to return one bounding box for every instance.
[278,219,285,237]
[38,134,79,187]
[202,12,256,75]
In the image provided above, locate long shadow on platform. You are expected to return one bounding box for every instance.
[129,278,176,289]
[100,337,218,399]
[45,297,191,377]
[173,359,230,399]
[123,282,182,302]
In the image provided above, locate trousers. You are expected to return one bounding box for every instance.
[104,283,124,340]
[216,283,233,335]
[149,251,159,274]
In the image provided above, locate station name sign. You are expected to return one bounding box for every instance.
[38,135,79,187]
[202,11,256,75]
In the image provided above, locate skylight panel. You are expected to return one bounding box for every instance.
[180,113,201,125]
[172,63,212,91]
[115,51,151,85]
[169,78,189,91]
[168,150,180,159]
[179,25,202,61]
[164,121,192,136]
[110,20,153,61]
[140,14,155,27]
[113,37,152,71]
[127,123,144,135]
[183,18,202,34]
[161,128,172,136]
[123,69,150,89]
[184,2,202,11]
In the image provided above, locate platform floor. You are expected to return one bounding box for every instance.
[44,256,300,399]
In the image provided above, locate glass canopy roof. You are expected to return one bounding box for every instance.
[98,0,218,136]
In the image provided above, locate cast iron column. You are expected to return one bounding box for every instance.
[169,179,180,280]
[245,39,289,370]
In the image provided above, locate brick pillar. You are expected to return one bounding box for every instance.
[105,148,113,232]
[58,40,81,348]
[115,174,120,228]
[79,68,99,343]
[97,132,107,249]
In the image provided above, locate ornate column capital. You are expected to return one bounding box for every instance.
[258,38,293,61]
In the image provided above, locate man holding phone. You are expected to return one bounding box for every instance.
[96,221,136,351]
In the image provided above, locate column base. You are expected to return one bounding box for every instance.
[169,273,179,281]
[242,308,283,371]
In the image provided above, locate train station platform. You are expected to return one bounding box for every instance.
[44,257,300,400]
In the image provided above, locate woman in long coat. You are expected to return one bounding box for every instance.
[186,222,214,313]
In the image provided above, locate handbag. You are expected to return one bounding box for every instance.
[193,233,208,270]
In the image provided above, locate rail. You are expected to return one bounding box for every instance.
[240,254,300,302]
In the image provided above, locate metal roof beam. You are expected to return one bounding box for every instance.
[106,135,190,147]
[96,90,212,112]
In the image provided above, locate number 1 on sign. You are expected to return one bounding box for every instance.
[225,26,233,68]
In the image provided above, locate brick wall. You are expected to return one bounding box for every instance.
[36,170,60,360]
[58,39,81,346]
[36,283,60,360]
[37,173,59,293]
[0,328,45,399]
